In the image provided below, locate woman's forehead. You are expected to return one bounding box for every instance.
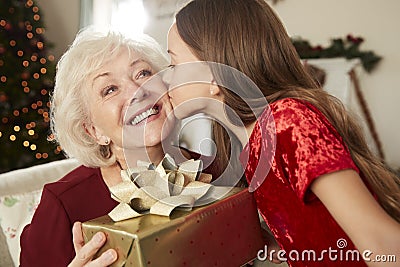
[90,48,146,74]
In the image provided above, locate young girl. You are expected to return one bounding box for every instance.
[165,0,400,266]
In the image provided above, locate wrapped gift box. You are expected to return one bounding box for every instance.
[82,187,264,267]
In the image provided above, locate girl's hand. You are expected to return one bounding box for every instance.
[68,222,117,267]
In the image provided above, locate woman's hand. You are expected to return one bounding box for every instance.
[261,227,284,264]
[68,222,117,267]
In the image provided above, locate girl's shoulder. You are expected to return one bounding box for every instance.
[268,97,327,126]
[260,97,342,143]
[270,97,313,112]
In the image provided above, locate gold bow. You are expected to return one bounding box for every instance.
[108,154,213,221]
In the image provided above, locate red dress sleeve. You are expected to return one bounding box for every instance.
[274,99,359,202]
[20,187,74,266]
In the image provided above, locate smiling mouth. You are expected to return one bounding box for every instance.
[129,105,159,125]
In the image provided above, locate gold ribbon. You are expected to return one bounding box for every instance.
[108,154,213,221]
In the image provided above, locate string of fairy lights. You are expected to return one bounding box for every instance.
[0,0,63,163]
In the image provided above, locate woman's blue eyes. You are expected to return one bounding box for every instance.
[102,86,117,96]
[136,69,152,79]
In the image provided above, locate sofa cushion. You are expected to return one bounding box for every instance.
[0,158,80,266]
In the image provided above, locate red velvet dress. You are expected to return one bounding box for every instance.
[240,98,368,267]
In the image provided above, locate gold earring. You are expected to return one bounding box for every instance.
[104,138,110,145]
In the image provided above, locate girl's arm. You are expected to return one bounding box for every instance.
[311,169,400,267]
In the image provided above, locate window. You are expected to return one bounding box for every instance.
[80,0,147,37]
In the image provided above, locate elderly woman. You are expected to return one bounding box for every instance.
[19,28,204,266]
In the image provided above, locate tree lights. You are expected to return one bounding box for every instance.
[0,0,65,172]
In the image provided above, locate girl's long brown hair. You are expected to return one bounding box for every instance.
[175,0,400,222]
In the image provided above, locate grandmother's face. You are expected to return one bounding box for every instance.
[86,47,174,150]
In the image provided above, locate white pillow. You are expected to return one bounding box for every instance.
[0,158,80,266]
[0,190,43,266]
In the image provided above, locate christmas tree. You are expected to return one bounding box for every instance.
[0,0,65,173]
